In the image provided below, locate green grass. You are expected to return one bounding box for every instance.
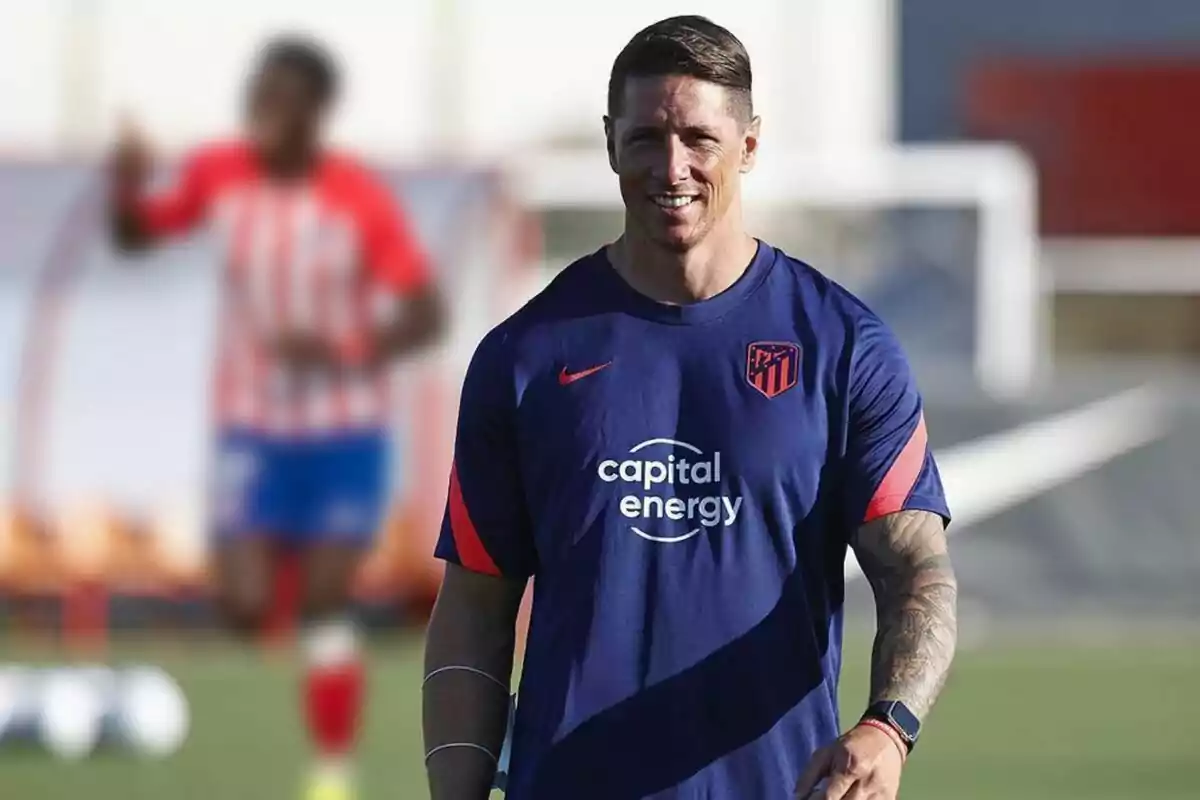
[1,630,1197,799]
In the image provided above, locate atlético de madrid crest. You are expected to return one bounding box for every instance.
[745,341,801,399]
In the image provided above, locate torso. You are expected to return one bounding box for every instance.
[500,243,862,799]
[193,144,397,435]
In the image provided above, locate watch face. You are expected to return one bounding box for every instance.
[887,701,921,740]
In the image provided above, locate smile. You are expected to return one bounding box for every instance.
[652,195,697,209]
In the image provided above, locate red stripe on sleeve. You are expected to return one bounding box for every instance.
[448,462,501,576]
[864,413,929,523]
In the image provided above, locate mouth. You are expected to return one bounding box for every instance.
[650,193,700,210]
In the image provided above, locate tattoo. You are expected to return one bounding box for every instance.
[851,509,958,719]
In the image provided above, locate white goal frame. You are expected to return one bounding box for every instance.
[507,144,1042,401]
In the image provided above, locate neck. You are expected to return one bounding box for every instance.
[611,215,758,305]
[261,144,319,180]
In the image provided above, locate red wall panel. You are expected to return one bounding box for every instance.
[967,59,1200,235]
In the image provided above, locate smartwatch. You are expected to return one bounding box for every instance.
[862,700,921,753]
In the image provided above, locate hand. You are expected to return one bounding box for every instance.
[271,331,344,375]
[794,723,906,799]
[110,115,153,191]
[270,330,381,376]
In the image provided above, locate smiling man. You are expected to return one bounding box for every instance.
[422,15,957,800]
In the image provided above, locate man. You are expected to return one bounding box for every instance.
[423,15,956,800]
[108,36,443,800]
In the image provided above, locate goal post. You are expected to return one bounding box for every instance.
[506,144,1043,401]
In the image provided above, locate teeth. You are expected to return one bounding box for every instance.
[654,195,695,209]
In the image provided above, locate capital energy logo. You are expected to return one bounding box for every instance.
[597,438,743,543]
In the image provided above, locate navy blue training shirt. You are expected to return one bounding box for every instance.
[435,241,951,800]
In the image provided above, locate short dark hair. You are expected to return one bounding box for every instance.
[257,34,340,104]
[607,16,753,120]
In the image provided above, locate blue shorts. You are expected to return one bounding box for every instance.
[210,428,389,547]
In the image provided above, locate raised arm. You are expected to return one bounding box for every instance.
[108,124,210,253]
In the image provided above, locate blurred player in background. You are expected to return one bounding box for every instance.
[107,35,444,800]
[423,15,956,800]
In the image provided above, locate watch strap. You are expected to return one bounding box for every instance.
[862,700,920,753]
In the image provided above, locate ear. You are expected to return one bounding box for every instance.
[740,116,761,173]
[603,116,618,174]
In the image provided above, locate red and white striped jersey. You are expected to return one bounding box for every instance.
[134,140,430,435]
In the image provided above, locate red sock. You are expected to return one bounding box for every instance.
[264,552,302,644]
[303,621,364,758]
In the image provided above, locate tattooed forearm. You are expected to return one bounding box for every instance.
[852,509,958,719]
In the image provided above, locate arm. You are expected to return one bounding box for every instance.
[423,329,536,799]
[286,282,447,373]
[853,509,957,719]
[796,513,956,800]
[108,125,208,253]
[370,280,446,361]
[796,314,953,800]
[424,564,525,799]
[360,173,447,362]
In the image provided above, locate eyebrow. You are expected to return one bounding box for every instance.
[623,123,721,139]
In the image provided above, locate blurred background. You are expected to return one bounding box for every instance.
[1,0,1198,797]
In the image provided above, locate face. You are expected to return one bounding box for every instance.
[246,63,324,161]
[606,74,759,252]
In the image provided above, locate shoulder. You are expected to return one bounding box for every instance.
[768,245,896,349]
[319,153,409,223]
[762,245,912,394]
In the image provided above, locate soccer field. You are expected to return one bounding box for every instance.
[1,630,1197,799]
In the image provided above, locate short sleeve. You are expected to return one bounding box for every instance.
[434,332,537,579]
[358,172,431,293]
[843,314,951,528]
[134,147,214,236]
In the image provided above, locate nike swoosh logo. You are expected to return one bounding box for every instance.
[844,385,1169,582]
[559,362,612,385]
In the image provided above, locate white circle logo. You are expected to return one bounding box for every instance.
[597,438,743,543]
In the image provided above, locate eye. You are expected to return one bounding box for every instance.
[686,132,721,147]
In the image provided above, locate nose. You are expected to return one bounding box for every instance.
[652,135,692,185]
